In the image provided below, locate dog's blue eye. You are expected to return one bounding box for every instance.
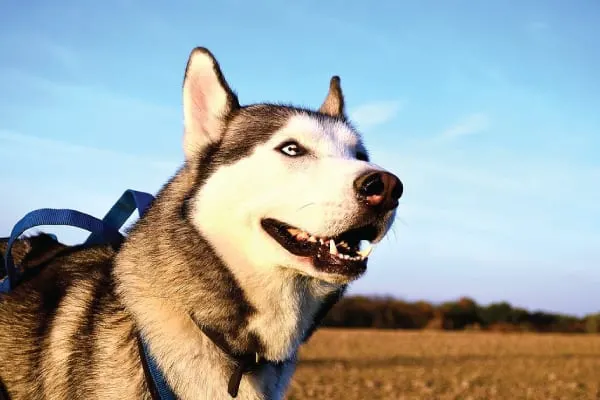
[278,141,306,157]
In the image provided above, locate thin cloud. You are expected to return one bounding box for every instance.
[440,113,490,139]
[0,130,179,171]
[0,68,178,118]
[0,33,81,76]
[0,130,181,245]
[37,37,81,75]
[0,69,181,158]
[349,100,404,129]
[527,21,549,33]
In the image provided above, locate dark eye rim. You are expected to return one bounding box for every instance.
[356,151,369,162]
[277,140,307,157]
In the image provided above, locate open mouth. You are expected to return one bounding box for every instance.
[261,218,379,276]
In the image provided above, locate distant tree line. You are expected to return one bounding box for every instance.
[321,296,600,334]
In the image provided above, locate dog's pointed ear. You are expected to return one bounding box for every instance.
[182,47,240,159]
[319,76,346,118]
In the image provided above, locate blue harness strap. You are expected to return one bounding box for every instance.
[86,189,155,244]
[138,335,178,400]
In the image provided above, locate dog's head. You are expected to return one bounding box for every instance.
[183,48,402,285]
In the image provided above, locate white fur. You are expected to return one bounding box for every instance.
[192,113,393,280]
[190,113,396,363]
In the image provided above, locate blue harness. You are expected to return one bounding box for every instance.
[0,190,177,400]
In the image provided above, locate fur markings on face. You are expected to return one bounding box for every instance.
[181,49,403,285]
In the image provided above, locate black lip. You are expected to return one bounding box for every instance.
[261,218,375,276]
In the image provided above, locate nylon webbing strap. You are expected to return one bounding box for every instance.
[138,334,178,400]
[86,189,155,244]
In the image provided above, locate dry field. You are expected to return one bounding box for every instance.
[286,329,600,400]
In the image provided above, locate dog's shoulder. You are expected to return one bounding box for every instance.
[0,234,142,398]
[1,232,66,275]
[0,233,121,315]
[0,233,115,291]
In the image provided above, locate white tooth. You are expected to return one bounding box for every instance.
[358,245,373,259]
[329,239,338,255]
[319,238,324,245]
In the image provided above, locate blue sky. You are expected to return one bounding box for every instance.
[1,0,599,316]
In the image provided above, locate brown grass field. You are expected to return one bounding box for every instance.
[286,329,600,399]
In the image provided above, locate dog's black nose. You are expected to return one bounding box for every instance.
[354,171,403,211]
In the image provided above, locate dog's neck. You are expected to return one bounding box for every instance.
[114,163,339,398]
[224,261,337,360]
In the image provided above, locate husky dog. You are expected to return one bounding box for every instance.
[0,47,402,399]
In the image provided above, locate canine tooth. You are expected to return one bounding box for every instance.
[357,245,373,258]
[319,238,325,245]
[329,239,338,255]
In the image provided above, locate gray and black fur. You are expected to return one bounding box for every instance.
[0,47,401,399]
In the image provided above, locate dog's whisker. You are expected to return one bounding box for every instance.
[296,202,316,212]
[394,215,409,228]
[386,225,399,243]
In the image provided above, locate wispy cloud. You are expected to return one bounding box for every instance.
[0,130,179,171]
[0,32,82,77]
[0,130,181,245]
[0,68,181,159]
[439,112,490,140]
[0,68,178,117]
[35,37,81,75]
[349,100,404,129]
